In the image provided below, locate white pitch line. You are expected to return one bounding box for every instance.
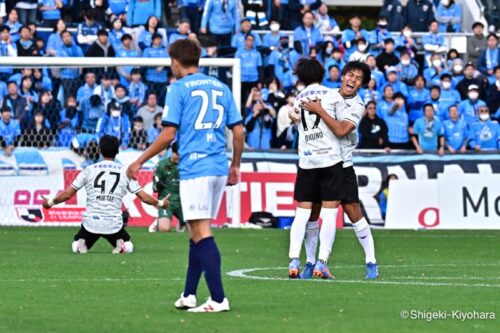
[0,277,183,283]
[226,268,500,288]
[330,263,500,268]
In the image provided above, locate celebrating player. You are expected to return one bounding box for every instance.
[288,58,345,280]
[126,39,245,313]
[42,135,170,254]
[299,61,379,279]
[148,141,187,233]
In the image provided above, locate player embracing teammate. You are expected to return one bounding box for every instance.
[288,60,379,280]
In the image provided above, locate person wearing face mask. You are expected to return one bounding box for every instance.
[468,106,500,151]
[422,20,446,66]
[435,0,462,33]
[395,25,417,60]
[449,58,464,87]
[263,20,282,68]
[477,33,500,84]
[403,0,435,32]
[443,105,468,154]
[395,51,418,85]
[349,37,370,62]
[455,63,485,99]
[423,53,447,88]
[486,66,500,119]
[408,75,430,123]
[379,0,404,32]
[436,74,461,120]
[411,103,445,155]
[341,13,369,60]
[368,17,392,56]
[269,35,299,91]
[458,85,488,125]
[318,40,338,65]
[314,3,339,34]
[375,38,399,72]
[96,101,131,149]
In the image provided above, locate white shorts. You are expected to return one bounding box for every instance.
[180,176,227,221]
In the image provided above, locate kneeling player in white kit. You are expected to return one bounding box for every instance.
[299,61,378,279]
[42,135,170,254]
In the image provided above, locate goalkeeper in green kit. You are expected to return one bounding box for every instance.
[148,141,186,233]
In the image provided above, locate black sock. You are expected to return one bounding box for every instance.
[196,237,225,303]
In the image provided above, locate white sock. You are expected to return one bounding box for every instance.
[304,220,319,264]
[288,207,311,259]
[352,217,376,264]
[318,208,338,263]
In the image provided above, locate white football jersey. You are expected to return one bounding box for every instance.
[294,84,343,169]
[71,160,142,234]
[329,89,365,168]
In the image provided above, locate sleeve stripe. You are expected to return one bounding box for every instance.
[161,121,179,128]
[227,120,243,129]
[71,185,81,191]
[344,118,358,128]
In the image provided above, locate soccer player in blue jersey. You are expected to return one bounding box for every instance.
[127,39,244,313]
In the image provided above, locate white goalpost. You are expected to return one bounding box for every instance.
[0,56,242,227]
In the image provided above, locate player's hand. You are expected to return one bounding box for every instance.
[301,98,323,116]
[127,161,142,180]
[288,108,301,122]
[160,194,171,209]
[41,196,52,210]
[416,147,424,154]
[227,166,240,186]
[438,147,445,156]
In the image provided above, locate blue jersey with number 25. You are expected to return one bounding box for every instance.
[162,73,242,180]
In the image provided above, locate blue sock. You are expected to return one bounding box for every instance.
[196,237,225,303]
[183,239,202,297]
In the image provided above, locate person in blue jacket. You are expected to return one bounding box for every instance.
[116,34,142,87]
[411,103,445,154]
[468,106,500,151]
[244,88,274,149]
[322,64,342,89]
[142,33,169,97]
[477,33,500,84]
[109,18,126,51]
[0,105,20,156]
[96,100,131,149]
[38,0,66,28]
[423,53,447,88]
[200,0,239,49]
[380,92,411,148]
[394,51,419,85]
[126,0,162,27]
[443,104,468,153]
[293,11,323,57]
[231,17,262,50]
[138,16,166,51]
[458,85,488,125]
[56,30,84,99]
[79,94,105,133]
[435,0,462,32]
[407,75,430,123]
[341,13,369,60]
[58,96,79,147]
[168,18,191,45]
[368,17,392,56]
[383,67,408,96]
[437,73,461,120]
[268,35,296,91]
[236,33,263,104]
[422,20,446,64]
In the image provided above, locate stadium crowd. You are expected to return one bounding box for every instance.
[0,0,499,159]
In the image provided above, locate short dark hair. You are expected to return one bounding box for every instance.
[294,58,325,86]
[384,38,395,45]
[487,33,499,41]
[1,105,12,113]
[472,21,484,29]
[170,141,179,154]
[99,135,119,158]
[121,33,132,42]
[169,39,201,68]
[341,61,371,86]
[423,103,435,111]
[97,29,108,37]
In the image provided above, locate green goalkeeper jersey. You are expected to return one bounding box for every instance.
[153,157,180,204]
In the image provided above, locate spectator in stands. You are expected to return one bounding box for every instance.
[2,81,29,129]
[232,17,262,51]
[262,77,286,113]
[456,63,486,100]
[408,75,430,123]
[380,92,410,149]
[243,0,270,29]
[477,33,500,84]
[236,34,263,104]
[411,103,444,154]
[322,64,341,89]
[378,174,398,219]
[423,53,446,88]
[5,9,22,42]
[368,17,392,56]
[404,0,435,32]
[342,13,369,60]
[487,66,500,117]
[8,67,32,88]
[459,85,488,125]
[108,0,127,23]
[82,0,108,27]
[377,84,394,118]
[77,9,102,53]
[317,40,337,65]
[38,0,65,28]
[376,38,399,72]
[466,22,486,66]
[129,115,147,150]
[262,20,282,74]
[0,25,17,82]
[0,105,20,155]
[57,30,83,99]
[142,33,168,97]
[422,20,446,66]
[79,95,104,134]
[15,1,38,25]
[21,110,53,148]
[384,67,408,96]
[46,18,65,56]
[136,92,162,131]
[96,100,130,149]
[449,58,464,87]
[16,25,39,56]
[126,0,162,27]
[36,89,61,129]
[178,0,202,34]
[168,18,191,45]
[268,36,298,91]
[113,84,134,123]
[138,16,166,51]
[275,91,297,149]
[443,104,468,153]
[395,51,418,85]
[93,73,116,110]
[293,11,323,57]
[19,76,38,114]
[435,0,461,32]
[315,3,339,34]
[445,48,460,70]
[57,95,78,147]
[428,85,447,122]
[437,73,461,120]
[115,34,141,87]
[128,68,147,110]
[147,112,162,145]
[379,0,404,32]
[244,87,275,149]
[85,28,116,60]
[349,37,370,62]
[468,106,500,151]
[395,25,417,60]
[109,18,125,51]
[365,55,385,89]
[76,72,97,104]
[358,101,389,150]
[200,0,239,49]
[359,77,379,104]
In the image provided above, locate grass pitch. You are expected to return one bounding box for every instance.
[0,227,498,333]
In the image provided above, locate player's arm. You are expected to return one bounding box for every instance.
[228,124,244,186]
[135,191,170,209]
[42,187,77,209]
[301,99,356,137]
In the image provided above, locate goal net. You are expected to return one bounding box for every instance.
[0,56,242,228]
